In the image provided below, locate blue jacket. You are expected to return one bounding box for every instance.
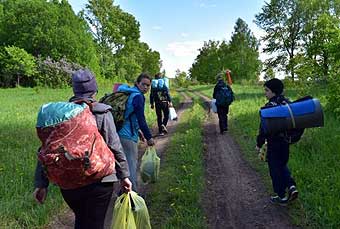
[117,85,152,142]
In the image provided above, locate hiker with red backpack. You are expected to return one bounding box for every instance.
[33,69,132,229]
[255,78,298,206]
[150,73,172,136]
[116,73,155,192]
[213,73,234,135]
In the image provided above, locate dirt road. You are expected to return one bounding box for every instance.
[198,92,298,229]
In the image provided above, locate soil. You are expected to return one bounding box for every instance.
[48,92,298,229]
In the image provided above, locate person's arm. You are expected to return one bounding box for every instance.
[213,85,217,99]
[132,95,152,141]
[33,160,49,204]
[165,87,172,102]
[100,112,130,179]
[150,87,155,106]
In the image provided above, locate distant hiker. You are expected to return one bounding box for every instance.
[33,69,132,229]
[213,73,234,134]
[117,73,155,191]
[256,78,298,206]
[150,73,172,136]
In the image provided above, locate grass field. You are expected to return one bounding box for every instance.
[190,83,340,228]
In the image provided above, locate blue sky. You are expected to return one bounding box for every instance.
[68,0,266,78]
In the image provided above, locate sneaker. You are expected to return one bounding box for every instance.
[159,132,165,136]
[161,124,168,134]
[270,196,288,206]
[288,186,299,202]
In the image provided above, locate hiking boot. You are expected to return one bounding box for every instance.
[161,124,168,134]
[288,185,299,202]
[270,196,288,206]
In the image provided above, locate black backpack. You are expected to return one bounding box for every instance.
[215,86,233,106]
[284,128,305,144]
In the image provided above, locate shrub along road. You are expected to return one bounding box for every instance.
[197,92,298,229]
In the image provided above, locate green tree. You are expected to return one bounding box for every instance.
[83,0,141,78]
[0,46,36,87]
[229,18,261,82]
[0,0,99,75]
[255,0,304,81]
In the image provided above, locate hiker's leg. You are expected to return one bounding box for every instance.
[120,138,138,191]
[267,142,287,198]
[155,103,163,133]
[162,102,169,127]
[61,182,113,229]
[216,106,223,132]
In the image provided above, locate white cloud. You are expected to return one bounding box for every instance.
[199,3,217,8]
[166,41,202,57]
[152,25,162,31]
[181,33,189,37]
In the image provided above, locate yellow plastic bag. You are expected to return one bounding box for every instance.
[112,192,136,229]
[112,192,151,229]
[130,191,151,229]
[258,142,267,162]
[140,146,160,183]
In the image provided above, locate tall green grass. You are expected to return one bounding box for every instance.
[148,102,206,228]
[0,84,156,228]
[190,84,340,228]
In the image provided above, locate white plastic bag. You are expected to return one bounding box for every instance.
[169,107,178,121]
[211,99,217,113]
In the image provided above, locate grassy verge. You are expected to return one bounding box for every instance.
[148,101,207,228]
[0,84,156,228]
[189,84,340,228]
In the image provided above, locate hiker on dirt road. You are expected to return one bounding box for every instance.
[117,73,155,191]
[213,73,234,134]
[150,72,172,136]
[256,78,299,206]
[33,69,132,229]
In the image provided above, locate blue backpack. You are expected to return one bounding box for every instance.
[215,86,233,106]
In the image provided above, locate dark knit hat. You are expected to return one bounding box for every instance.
[72,69,98,97]
[264,78,284,95]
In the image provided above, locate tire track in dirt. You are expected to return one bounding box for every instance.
[196,92,298,229]
[48,92,193,228]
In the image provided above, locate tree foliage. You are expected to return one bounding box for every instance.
[190,18,261,83]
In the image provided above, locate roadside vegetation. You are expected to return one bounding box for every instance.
[148,99,206,228]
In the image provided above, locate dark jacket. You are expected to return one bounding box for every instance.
[34,97,130,188]
[150,86,171,105]
[213,80,234,105]
[256,95,290,148]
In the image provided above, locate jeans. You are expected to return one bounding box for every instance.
[120,137,139,191]
[60,182,119,229]
[155,102,169,133]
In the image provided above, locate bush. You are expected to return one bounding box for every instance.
[35,57,82,88]
[326,62,340,117]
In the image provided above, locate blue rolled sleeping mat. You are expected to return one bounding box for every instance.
[260,96,324,135]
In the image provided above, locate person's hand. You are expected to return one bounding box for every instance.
[147,138,155,146]
[150,104,154,109]
[168,102,173,107]
[121,178,132,193]
[138,130,146,142]
[33,188,47,204]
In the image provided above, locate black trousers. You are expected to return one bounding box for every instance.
[267,139,296,198]
[60,182,120,229]
[217,105,229,132]
[155,102,169,133]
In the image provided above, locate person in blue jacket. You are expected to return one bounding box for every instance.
[256,78,298,206]
[117,73,155,191]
